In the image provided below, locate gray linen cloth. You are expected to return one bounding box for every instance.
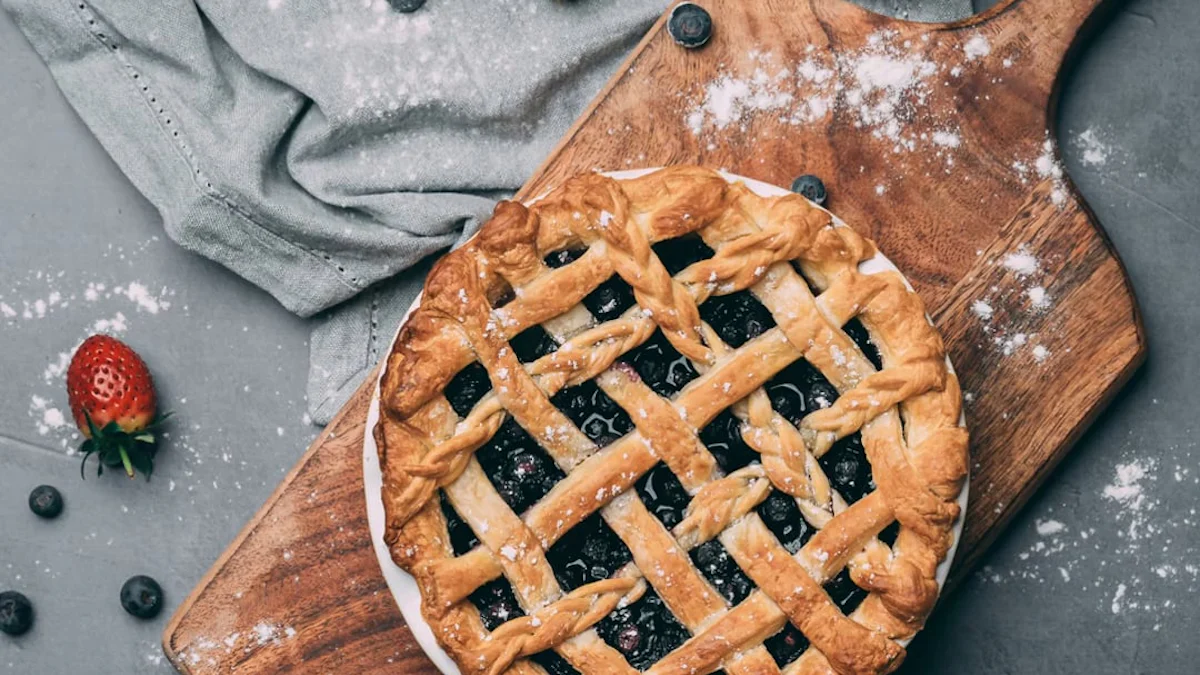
[4,0,972,424]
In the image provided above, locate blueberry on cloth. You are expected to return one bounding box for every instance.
[28,484,64,519]
[790,174,827,206]
[120,575,164,619]
[0,591,33,636]
[668,3,713,49]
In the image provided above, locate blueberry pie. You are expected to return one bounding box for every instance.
[374,166,968,675]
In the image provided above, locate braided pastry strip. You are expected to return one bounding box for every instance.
[477,577,645,675]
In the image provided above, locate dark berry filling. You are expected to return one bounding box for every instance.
[690,540,755,605]
[545,249,587,269]
[445,362,492,417]
[817,433,875,505]
[878,520,900,547]
[843,318,883,370]
[764,359,839,427]
[550,380,634,448]
[471,577,525,631]
[756,491,814,554]
[764,623,810,667]
[635,463,692,530]
[618,329,699,398]
[531,651,582,675]
[439,492,480,555]
[823,568,867,615]
[699,410,758,473]
[475,419,566,514]
[595,589,690,670]
[511,325,559,363]
[547,514,634,591]
[652,234,715,276]
[699,290,776,348]
[583,276,637,322]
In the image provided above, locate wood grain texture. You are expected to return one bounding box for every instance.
[163,0,1144,672]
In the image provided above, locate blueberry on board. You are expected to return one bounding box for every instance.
[28,485,64,519]
[387,0,425,12]
[790,174,827,206]
[120,575,164,619]
[668,3,713,49]
[0,591,33,636]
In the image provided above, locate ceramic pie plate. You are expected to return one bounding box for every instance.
[363,169,970,675]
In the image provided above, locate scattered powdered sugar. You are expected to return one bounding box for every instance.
[1035,519,1065,536]
[963,34,991,61]
[979,441,1200,622]
[969,245,1057,363]
[28,395,68,436]
[1001,248,1040,276]
[1074,127,1113,168]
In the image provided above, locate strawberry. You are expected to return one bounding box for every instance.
[66,335,169,479]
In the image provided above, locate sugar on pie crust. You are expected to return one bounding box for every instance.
[374,166,968,675]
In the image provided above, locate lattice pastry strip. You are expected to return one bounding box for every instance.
[375,167,967,675]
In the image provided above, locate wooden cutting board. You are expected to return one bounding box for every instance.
[162,0,1144,672]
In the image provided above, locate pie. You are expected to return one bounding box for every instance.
[374,166,968,675]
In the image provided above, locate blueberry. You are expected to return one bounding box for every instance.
[756,491,813,554]
[545,248,586,269]
[470,578,524,630]
[817,434,874,505]
[120,575,164,619]
[387,0,425,12]
[28,485,63,519]
[530,651,581,675]
[635,463,691,529]
[698,291,775,348]
[620,331,698,398]
[0,591,33,636]
[764,623,809,667]
[444,362,491,418]
[617,624,642,652]
[667,3,713,49]
[790,174,827,206]
[824,568,867,614]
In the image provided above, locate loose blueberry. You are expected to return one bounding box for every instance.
[790,174,827,206]
[28,485,63,519]
[667,3,713,49]
[387,0,425,12]
[0,591,33,636]
[120,575,164,619]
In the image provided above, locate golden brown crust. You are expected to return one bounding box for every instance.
[374,166,967,675]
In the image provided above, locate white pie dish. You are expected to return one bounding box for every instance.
[363,169,969,675]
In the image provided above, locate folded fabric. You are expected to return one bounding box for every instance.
[4,0,974,424]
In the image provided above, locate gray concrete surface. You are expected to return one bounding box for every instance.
[2,0,1198,673]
